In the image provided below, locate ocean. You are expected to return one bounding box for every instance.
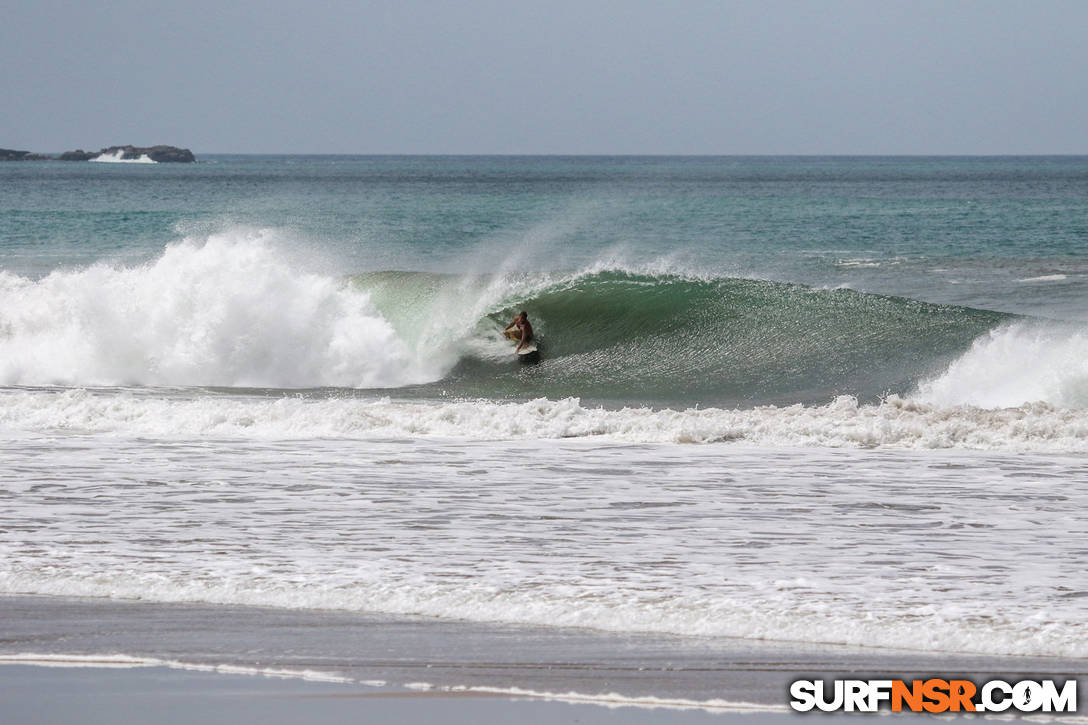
[2,156,1087,705]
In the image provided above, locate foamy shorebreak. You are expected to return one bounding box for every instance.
[1,389,1086,452]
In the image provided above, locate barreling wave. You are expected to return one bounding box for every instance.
[353,267,1012,406]
[4,229,1086,412]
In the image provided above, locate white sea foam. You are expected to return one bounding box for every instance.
[1017,274,1068,283]
[914,322,1088,409]
[0,653,781,712]
[0,653,353,683]
[2,545,1085,660]
[834,256,909,269]
[0,230,444,389]
[89,150,157,163]
[2,427,1086,661]
[0,653,159,669]
[1,388,1086,451]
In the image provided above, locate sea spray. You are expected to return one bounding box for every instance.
[89,150,156,164]
[0,231,434,388]
[914,321,1088,409]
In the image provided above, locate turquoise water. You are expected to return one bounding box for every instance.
[2,155,1086,405]
[5,156,1087,295]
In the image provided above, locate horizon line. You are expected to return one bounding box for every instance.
[146,151,1088,158]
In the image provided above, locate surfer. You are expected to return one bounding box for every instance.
[503,311,534,352]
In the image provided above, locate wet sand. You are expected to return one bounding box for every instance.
[2,594,1086,722]
[2,664,785,725]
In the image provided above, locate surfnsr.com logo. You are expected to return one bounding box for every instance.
[789,678,1078,713]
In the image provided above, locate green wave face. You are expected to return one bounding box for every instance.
[355,270,1012,406]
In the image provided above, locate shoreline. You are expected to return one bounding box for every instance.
[2,665,1065,725]
[2,594,1085,719]
[0,663,820,725]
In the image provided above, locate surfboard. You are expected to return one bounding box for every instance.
[516,338,541,366]
[503,326,540,362]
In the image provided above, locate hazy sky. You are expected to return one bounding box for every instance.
[3,0,1086,154]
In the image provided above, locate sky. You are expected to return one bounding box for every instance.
[3,0,1086,154]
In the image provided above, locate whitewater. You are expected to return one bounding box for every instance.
[2,156,1088,685]
[2,230,1086,450]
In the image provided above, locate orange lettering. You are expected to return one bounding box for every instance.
[892,680,924,712]
[922,679,951,713]
[948,680,976,712]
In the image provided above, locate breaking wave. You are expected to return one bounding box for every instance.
[2,228,1086,418]
[0,231,431,389]
[90,150,156,163]
[914,322,1088,409]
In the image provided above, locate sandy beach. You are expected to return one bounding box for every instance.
[3,594,1085,722]
[3,664,784,725]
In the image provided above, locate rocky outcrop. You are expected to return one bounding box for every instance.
[0,148,51,161]
[2,145,196,162]
[142,145,196,163]
[78,145,197,163]
[57,149,97,161]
